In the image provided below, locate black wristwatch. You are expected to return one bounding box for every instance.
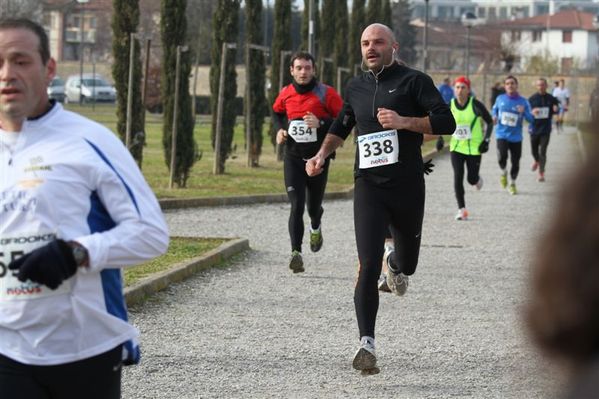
[69,242,89,267]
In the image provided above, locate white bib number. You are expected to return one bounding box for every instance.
[500,111,519,127]
[288,120,317,143]
[452,124,472,140]
[0,233,73,301]
[358,130,399,169]
[535,107,549,119]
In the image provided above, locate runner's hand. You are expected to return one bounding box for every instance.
[303,112,320,129]
[306,154,325,176]
[435,136,444,151]
[478,140,489,153]
[276,129,288,145]
[423,159,434,175]
[8,239,78,290]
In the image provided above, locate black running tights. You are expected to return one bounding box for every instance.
[451,151,481,209]
[530,134,550,173]
[0,345,122,399]
[353,177,425,338]
[284,155,330,252]
[496,139,522,180]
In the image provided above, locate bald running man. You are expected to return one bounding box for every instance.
[306,23,455,374]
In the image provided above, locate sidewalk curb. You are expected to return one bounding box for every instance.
[158,149,444,210]
[124,238,250,306]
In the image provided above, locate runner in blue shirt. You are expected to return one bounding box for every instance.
[491,75,534,195]
[437,77,454,104]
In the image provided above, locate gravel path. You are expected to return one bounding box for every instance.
[123,129,580,398]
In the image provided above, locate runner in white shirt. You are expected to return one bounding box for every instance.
[0,18,168,399]
[552,79,570,133]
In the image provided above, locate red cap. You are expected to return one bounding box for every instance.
[454,76,471,89]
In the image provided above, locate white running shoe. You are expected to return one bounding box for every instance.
[386,267,409,297]
[378,243,394,292]
[352,336,377,371]
[475,176,483,191]
[455,208,469,221]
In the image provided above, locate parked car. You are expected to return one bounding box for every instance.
[65,74,117,104]
[47,76,65,103]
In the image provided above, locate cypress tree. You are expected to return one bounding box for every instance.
[349,0,366,75]
[366,0,381,25]
[210,0,240,174]
[301,0,320,55]
[269,0,292,148]
[333,0,349,93]
[245,0,267,166]
[381,0,392,28]
[319,0,335,84]
[161,0,198,187]
[111,0,144,165]
[394,0,417,65]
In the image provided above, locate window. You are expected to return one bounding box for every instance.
[500,7,508,18]
[532,30,542,42]
[478,8,486,18]
[562,30,573,43]
[511,30,522,41]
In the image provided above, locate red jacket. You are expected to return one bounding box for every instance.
[273,82,343,120]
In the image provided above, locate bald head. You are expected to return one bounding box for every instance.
[361,23,397,44]
[360,23,399,72]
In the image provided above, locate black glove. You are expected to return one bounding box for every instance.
[8,239,78,290]
[478,140,489,154]
[423,159,435,175]
[435,136,444,152]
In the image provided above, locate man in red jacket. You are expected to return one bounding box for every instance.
[272,51,343,273]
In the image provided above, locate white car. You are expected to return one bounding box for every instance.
[65,74,117,104]
[47,76,65,103]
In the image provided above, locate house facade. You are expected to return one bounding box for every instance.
[410,0,599,22]
[41,0,113,62]
[499,10,599,72]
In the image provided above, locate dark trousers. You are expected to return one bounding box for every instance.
[496,139,522,180]
[284,154,330,252]
[451,151,482,209]
[0,345,122,399]
[353,176,425,338]
[530,134,550,173]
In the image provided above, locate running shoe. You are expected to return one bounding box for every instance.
[352,336,377,371]
[378,275,391,292]
[455,208,469,221]
[508,183,517,195]
[309,227,323,252]
[500,173,508,189]
[475,176,484,191]
[531,161,539,171]
[378,244,394,293]
[537,172,545,182]
[289,250,304,273]
[386,267,409,297]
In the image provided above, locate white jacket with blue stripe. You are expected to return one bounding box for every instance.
[0,103,169,366]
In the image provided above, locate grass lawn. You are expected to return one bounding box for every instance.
[65,103,437,199]
[123,237,226,287]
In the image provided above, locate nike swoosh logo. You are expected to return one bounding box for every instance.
[389,89,397,93]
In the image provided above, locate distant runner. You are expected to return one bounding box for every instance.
[528,77,559,182]
[272,51,343,273]
[492,75,534,195]
[436,76,493,220]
